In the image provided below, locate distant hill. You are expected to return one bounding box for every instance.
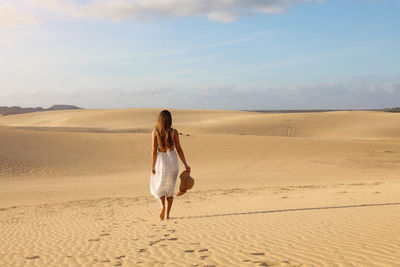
[0,105,82,116]
[48,105,82,111]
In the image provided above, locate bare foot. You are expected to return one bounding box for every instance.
[160,207,165,220]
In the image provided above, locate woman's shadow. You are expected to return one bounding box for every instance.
[175,202,400,220]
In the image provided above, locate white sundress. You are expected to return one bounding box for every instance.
[150,129,179,198]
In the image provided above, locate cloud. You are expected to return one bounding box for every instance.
[169,78,400,110]
[25,0,316,22]
[0,4,39,27]
[265,80,400,110]
[2,76,399,110]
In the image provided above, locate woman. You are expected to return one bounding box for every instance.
[150,110,191,220]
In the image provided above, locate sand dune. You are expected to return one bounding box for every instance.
[1,109,400,138]
[1,109,400,266]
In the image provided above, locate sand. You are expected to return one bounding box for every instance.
[0,109,399,266]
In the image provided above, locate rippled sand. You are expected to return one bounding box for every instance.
[1,109,400,266]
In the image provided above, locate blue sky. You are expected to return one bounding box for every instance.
[0,0,399,109]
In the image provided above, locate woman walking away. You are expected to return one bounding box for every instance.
[150,110,191,220]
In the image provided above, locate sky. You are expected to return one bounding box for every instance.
[0,0,399,110]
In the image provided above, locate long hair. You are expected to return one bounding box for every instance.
[155,110,174,150]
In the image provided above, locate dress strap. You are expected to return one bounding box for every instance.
[172,128,176,146]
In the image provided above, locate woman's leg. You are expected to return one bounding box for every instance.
[160,196,166,220]
[166,196,173,219]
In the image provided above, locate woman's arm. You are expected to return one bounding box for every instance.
[151,130,158,174]
[173,129,191,172]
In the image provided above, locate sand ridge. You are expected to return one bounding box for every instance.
[1,109,400,138]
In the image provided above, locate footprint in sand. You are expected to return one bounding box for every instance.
[25,256,40,260]
[138,249,146,253]
[100,233,110,236]
[184,250,195,253]
[251,252,265,256]
[115,255,125,259]
[115,262,122,266]
[168,237,178,241]
[88,238,100,242]
[198,249,208,252]
[149,239,165,246]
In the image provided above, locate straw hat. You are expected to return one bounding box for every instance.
[176,170,194,196]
